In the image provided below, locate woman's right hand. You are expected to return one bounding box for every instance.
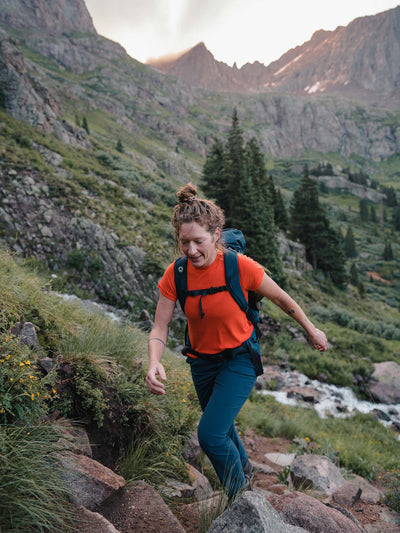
[146,363,167,395]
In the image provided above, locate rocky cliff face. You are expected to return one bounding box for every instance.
[0,0,96,35]
[149,7,400,101]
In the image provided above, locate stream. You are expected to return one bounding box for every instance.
[259,366,400,431]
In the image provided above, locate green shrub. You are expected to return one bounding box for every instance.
[0,331,48,424]
[382,469,400,513]
[67,248,86,272]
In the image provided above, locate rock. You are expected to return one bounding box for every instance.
[10,320,40,349]
[369,362,400,404]
[207,491,308,533]
[252,461,277,475]
[265,453,297,467]
[76,507,120,533]
[289,455,346,495]
[160,464,213,501]
[58,452,126,510]
[183,431,202,467]
[187,464,214,501]
[332,475,383,505]
[57,420,93,458]
[100,481,187,533]
[268,491,364,533]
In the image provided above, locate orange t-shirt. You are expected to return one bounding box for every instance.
[158,251,264,354]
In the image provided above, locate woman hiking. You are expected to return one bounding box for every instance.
[146,182,327,501]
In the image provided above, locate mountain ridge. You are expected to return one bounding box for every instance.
[147,6,400,100]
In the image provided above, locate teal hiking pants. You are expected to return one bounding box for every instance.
[187,344,257,500]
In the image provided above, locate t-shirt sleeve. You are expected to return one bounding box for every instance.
[157,261,177,301]
[237,254,265,291]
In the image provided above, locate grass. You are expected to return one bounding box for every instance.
[0,424,76,532]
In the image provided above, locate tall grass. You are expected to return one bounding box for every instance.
[0,424,76,532]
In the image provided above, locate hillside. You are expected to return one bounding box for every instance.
[0,0,399,320]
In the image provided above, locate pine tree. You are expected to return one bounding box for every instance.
[290,166,326,270]
[224,108,246,226]
[243,138,284,285]
[290,166,347,287]
[116,139,124,153]
[393,207,400,231]
[202,139,228,213]
[383,240,394,261]
[385,186,398,207]
[82,116,90,135]
[201,113,284,284]
[359,198,369,222]
[349,262,359,285]
[274,187,289,231]
[343,226,357,258]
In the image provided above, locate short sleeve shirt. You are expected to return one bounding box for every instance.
[158,251,264,354]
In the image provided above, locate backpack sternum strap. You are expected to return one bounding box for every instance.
[185,285,228,318]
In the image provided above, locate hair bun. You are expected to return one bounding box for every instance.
[177,183,198,204]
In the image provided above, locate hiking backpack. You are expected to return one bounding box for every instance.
[174,228,264,374]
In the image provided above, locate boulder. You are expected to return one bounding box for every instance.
[289,455,346,495]
[268,491,364,533]
[58,452,126,510]
[207,491,307,533]
[368,362,400,404]
[100,481,186,533]
[332,475,383,505]
[10,320,40,350]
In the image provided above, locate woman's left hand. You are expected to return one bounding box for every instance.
[308,328,328,352]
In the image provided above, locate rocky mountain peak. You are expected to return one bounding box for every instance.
[148,41,249,92]
[0,0,96,35]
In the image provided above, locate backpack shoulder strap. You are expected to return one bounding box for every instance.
[224,249,248,315]
[174,256,188,312]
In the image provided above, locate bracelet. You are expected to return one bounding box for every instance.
[149,337,166,346]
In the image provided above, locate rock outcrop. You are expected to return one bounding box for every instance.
[0,0,96,35]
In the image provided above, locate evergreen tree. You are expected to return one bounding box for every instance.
[266,174,288,231]
[201,113,284,284]
[383,240,394,261]
[116,139,124,153]
[385,186,398,207]
[243,138,284,285]
[224,108,246,226]
[359,198,369,222]
[202,139,228,214]
[274,188,289,230]
[343,226,357,258]
[393,207,400,231]
[358,280,366,298]
[82,116,90,135]
[349,262,359,285]
[290,166,347,287]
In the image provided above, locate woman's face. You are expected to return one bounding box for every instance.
[178,222,221,268]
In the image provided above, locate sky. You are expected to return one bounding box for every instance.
[84,0,400,68]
